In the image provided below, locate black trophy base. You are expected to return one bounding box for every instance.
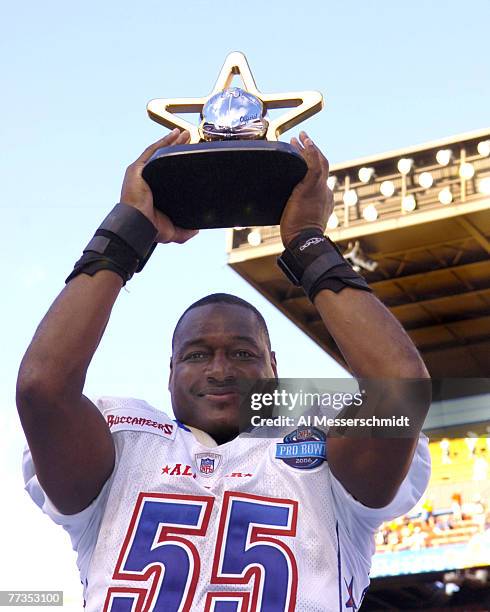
[142,141,307,229]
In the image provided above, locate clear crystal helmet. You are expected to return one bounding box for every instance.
[199,87,269,141]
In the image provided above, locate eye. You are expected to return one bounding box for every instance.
[234,350,255,359]
[185,351,208,361]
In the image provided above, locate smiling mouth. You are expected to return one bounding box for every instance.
[198,389,240,403]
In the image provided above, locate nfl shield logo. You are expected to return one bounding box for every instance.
[195,452,222,477]
[297,427,313,441]
[200,458,214,474]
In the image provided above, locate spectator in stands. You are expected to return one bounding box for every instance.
[422,497,435,528]
[450,492,463,525]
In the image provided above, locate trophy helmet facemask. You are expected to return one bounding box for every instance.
[199,87,269,141]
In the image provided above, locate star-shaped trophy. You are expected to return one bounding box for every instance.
[142,51,323,229]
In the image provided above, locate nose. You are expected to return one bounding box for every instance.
[204,351,236,382]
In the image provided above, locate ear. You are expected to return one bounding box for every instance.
[270,350,278,379]
[168,356,173,391]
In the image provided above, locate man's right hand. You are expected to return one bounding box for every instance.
[120,128,199,244]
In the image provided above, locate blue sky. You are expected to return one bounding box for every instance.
[1,0,489,606]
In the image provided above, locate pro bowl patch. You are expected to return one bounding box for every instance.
[275,427,326,469]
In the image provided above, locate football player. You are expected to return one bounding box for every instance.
[18,129,431,611]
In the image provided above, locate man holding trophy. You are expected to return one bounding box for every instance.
[17,53,431,611]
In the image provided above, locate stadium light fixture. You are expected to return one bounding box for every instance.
[380,180,395,197]
[418,171,434,189]
[438,187,453,205]
[362,203,378,221]
[459,162,475,180]
[478,177,490,195]
[474,569,489,585]
[343,241,378,272]
[436,149,453,166]
[343,189,358,207]
[397,158,414,175]
[247,229,261,246]
[477,140,490,156]
[445,583,460,596]
[358,167,375,183]
[401,194,416,212]
[327,212,339,229]
[327,176,337,190]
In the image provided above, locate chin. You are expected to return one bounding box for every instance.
[173,396,240,442]
[202,416,240,445]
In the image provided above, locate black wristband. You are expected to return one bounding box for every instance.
[97,203,158,261]
[277,228,372,301]
[65,203,158,285]
[65,257,129,285]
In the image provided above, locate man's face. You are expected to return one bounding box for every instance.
[169,304,277,444]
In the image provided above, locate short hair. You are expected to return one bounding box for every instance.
[172,293,271,352]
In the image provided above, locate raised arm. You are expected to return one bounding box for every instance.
[16,129,196,514]
[279,132,431,508]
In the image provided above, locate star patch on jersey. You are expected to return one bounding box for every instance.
[161,464,195,477]
[195,452,222,477]
[275,426,326,469]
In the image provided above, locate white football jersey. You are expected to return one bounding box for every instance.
[23,397,430,611]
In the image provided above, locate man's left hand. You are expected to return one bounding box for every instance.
[280,132,334,247]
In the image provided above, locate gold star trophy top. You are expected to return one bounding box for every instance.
[142,51,324,229]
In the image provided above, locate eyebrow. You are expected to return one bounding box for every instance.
[177,335,262,354]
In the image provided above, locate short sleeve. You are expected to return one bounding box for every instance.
[22,444,114,577]
[21,395,169,552]
[330,434,431,536]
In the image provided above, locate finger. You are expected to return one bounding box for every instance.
[176,130,191,145]
[299,131,311,146]
[290,136,304,156]
[302,142,325,183]
[302,134,325,170]
[172,227,199,244]
[300,132,319,154]
[137,128,182,163]
[300,132,320,155]
[302,136,321,165]
[299,131,319,150]
[301,132,329,175]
